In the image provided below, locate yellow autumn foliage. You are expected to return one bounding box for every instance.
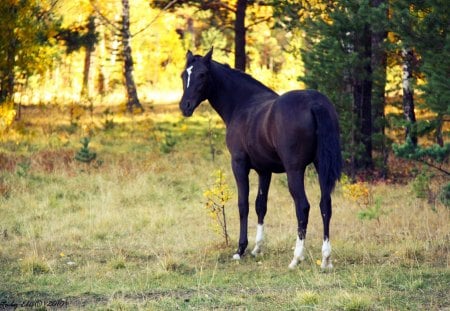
[341,174,370,207]
[0,102,16,133]
[203,169,233,245]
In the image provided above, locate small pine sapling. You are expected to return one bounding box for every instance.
[75,137,96,164]
[357,196,388,224]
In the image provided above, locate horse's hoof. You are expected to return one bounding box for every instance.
[288,260,298,269]
[232,253,241,260]
[320,258,333,270]
[251,247,261,257]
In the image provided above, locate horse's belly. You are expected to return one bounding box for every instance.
[248,149,285,173]
[245,119,285,173]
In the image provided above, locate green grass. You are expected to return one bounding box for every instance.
[0,104,449,310]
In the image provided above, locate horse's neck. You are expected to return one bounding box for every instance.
[208,64,277,125]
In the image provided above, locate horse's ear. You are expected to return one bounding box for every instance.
[186,50,194,62]
[203,47,213,64]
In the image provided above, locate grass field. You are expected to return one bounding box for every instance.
[0,104,449,310]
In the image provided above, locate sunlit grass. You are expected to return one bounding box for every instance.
[0,105,448,309]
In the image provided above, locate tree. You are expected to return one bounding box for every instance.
[91,0,143,112]
[273,0,388,175]
[234,0,247,71]
[415,0,449,147]
[400,47,417,145]
[0,0,61,104]
[421,35,450,146]
[390,1,419,146]
[81,14,97,99]
[391,0,449,148]
[371,0,389,176]
[393,137,449,176]
[152,0,272,72]
[58,13,98,99]
[121,0,143,112]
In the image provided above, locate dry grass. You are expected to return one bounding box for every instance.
[0,104,448,310]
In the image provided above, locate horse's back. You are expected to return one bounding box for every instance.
[272,90,324,134]
[275,89,332,111]
[227,89,336,172]
[271,90,333,169]
[274,89,338,135]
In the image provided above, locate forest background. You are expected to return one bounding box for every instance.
[0,0,448,178]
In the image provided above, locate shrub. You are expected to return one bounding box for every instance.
[439,183,450,207]
[203,169,233,246]
[412,171,431,199]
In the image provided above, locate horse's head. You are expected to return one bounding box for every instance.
[179,48,213,117]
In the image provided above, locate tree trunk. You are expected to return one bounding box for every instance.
[435,114,444,147]
[353,23,373,169]
[121,0,143,113]
[371,0,388,177]
[81,15,96,99]
[97,22,107,96]
[1,30,16,102]
[81,46,92,99]
[401,47,417,145]
[234,0,247,71]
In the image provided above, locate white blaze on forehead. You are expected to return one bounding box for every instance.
[186,65,193,88]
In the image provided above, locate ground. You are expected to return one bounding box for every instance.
[0,104,449,310]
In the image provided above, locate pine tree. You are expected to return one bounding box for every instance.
[390,0,449,148]
[417,3,450,147]
[421,37,450,147]
[393,137,449,176]
[75,137,97,164]
[273,0,388,175]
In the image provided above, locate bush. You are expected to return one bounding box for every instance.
[203,169,233,246]
[412,172,431,199]
[439,183,450,207]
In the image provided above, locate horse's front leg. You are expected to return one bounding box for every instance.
[231,157,250,260]
[251,172,271,256]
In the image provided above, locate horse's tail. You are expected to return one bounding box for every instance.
[311,102,342,194]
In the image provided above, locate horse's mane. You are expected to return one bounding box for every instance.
[212,61,278,96]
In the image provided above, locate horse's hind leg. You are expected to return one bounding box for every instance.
[319,192,333,269]
[314,160,333,269]
[286,169,310,269]
[251,172,271,256]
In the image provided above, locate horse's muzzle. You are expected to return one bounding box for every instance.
[180,100,194,117]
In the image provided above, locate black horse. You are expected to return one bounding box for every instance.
[179,49,342,269]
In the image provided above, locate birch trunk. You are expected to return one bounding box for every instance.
[401,47,417,145]
[121,0,143,112]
